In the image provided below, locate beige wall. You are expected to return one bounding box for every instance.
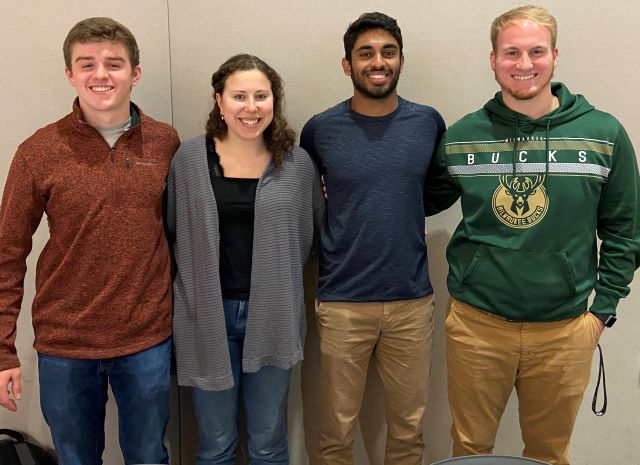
[1,1,639,464]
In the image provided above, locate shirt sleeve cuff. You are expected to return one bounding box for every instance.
[589,292,620,316]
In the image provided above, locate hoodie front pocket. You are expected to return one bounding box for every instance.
[461,245,577,316]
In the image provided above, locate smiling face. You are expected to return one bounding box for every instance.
[65,40,140,127]
[215,69,274,143]
[342,28,403,100]
[490,19,557,106]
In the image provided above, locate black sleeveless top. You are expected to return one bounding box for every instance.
[206,138,258,300]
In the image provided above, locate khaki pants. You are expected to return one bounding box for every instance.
[446,298,602,465]
[315,295,434,465]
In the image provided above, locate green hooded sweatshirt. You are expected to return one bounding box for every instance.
[426,83,640,322]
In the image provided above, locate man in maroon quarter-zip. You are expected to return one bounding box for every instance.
[0,17,179,465]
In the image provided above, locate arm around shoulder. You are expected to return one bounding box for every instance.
[424,136,461,216]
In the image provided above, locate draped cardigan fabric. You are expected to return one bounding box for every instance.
[165,135,324,390]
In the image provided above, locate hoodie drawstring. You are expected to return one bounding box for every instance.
[512,116,519,177]
[544,119,551,192]
[513,117,551,191]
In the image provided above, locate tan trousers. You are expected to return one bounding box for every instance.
[316,295,435,465]
[446,298,602,465]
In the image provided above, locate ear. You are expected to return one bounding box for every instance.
[552,47,558,68]
[215,93,223,113]
[341,57,351,76]
[490,50,496,72]
[65,67,75,86]
[400,54,405,73]
[131,65,142,87]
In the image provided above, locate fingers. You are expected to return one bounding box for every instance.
[0,368,21,412]
[11,371,21,402]
[0,386,17,412]
[0,391,15,411]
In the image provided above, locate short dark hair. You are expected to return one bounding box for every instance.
[206,54,295,169]
[343,12,403,61]
[63,17,139,69]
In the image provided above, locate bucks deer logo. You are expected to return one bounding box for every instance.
[492,174,548,228]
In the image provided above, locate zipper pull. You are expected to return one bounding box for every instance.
[125,158,131,168]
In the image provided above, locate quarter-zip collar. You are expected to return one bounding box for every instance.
[70,97,144,136]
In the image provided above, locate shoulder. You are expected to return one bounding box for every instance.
[139,112,179,142]
[16,114,72,161]
[171,135,207,168]
[553,101,630,149]
[444,107,489,139]
[585,110,634,154]
[582,107,625,131]
[400,98,443,120]
[303,101,350,130]
[397,98,446,131]
[281,145,317,173]
[289,145,316,168]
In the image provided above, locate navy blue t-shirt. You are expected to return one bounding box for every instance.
[300,97,445,301]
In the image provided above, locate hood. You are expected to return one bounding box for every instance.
[482,83,595,191]
[483,82,594,128]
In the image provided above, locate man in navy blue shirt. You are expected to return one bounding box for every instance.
[300,12,445,465]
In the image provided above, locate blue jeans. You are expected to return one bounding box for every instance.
[191,299,291,465]
[38,337,172,465]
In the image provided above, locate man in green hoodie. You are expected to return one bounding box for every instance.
[425,5,639,465]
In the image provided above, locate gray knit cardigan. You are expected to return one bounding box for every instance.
[166,135,324,391]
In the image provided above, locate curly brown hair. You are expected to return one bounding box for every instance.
[205,54,295,168]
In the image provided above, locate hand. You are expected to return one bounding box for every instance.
[589,312,606,335]
[0,367,21,411]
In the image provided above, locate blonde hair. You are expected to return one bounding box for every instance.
[490,5,557,51]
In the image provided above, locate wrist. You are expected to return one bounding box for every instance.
[590,311,616,328]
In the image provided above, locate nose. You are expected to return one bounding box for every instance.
[246,97,258,111]
[95,63,108,79]
[371,52,384,67]
[517,53,533,70]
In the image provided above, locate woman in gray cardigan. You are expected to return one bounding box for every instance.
[165,54,324,465]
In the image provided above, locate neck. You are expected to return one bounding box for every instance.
[214,135,270,179]
[80,103,131,129]
[503,86,558,120]
[216,134,267,158]
[350,91,399,117]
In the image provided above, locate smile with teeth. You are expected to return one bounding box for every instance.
[90,85,114,92]
[513,74,536,80]
[239,117,261,126]
[367,71,389,79]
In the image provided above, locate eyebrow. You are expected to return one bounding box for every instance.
[74,56,126,63]
[228,89,270,93]
[354,43,399,52]
[502,44,548,51]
